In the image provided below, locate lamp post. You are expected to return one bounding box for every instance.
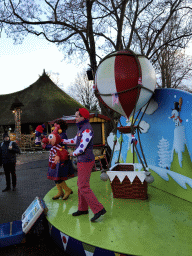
[10,97,24,146]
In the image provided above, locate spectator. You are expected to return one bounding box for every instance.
[0,133,20,192]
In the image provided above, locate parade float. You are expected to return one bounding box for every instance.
[42,50,192,255]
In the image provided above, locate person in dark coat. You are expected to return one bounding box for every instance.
[0,133,20,192]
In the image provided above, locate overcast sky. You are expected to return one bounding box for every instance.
[0,31,84,95]
[0,30,191,95]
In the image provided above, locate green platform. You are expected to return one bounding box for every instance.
[44,172,192,256]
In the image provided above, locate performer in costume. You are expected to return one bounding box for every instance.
[62,108,106,222]
[42,120,75,187]
[35,124,45,146]
[43,120,68,150]
[43,123,74,200]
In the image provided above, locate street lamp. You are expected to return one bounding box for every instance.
[10,97,24,146]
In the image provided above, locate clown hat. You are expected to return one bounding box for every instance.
[36,125,45,133]
[79,108,90,119]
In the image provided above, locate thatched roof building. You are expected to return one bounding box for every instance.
[0,70,84,133]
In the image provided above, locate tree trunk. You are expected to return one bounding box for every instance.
[86,0,97,74]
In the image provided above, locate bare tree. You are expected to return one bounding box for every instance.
[153,13,192,88]
[0,0,192,133]
[180,84,192,93]
[0,1,192,72]
[67,70,100,111]
[156,49,192,88]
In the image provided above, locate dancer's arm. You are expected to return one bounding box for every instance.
[72,129,93,156]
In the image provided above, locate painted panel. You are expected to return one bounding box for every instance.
[109,88,192,202]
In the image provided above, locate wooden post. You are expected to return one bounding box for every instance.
[14,108,22,147]
[10,97,24,147]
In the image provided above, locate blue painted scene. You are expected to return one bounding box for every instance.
[108,88,192,203]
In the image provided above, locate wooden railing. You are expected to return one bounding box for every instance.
[0,133,47,151]
[20,134,36,151]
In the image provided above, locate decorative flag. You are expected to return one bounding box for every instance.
[82,242,95,256]
[138,77,142,85]
[60,232,69,251]
[131,134,137,145]
[112,93,119,106]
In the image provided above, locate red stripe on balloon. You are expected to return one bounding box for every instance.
[114,52,140,118]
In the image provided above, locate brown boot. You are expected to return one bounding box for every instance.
[60,181,73,200]
[52,184,64,200]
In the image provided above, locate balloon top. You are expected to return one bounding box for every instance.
[95,50,156,118]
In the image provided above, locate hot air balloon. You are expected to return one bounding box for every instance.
[95,50,155,186]
[95,49,156,120]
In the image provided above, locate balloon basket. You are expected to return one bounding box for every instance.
[107,163,148,200]
[117,126,137,134]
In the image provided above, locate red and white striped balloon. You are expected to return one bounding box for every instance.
[95,50,156,118]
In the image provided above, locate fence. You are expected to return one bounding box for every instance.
[0,133,38,151]
[20,134,36,151]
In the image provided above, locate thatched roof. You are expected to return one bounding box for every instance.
[0,71,84,125]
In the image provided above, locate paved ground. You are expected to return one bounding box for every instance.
[0,151,76,255]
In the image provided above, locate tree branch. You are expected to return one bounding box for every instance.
[94,32,116,48]
[126,0,139,49]
[149,33,192,60]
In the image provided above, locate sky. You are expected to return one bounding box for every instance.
[0,30,85,95]
[0,30,192,95]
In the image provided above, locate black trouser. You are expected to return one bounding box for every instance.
[3,163,16,188]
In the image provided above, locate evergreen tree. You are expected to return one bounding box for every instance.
[158,137,171,169]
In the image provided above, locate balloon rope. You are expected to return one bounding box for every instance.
[131,85,141,129]
[133,142,146,172]
[109,134,117,168]
[136,98,152,168]
[130,86,147,170]
[137,98,151,128]
[130,46,143,127]
[98,51,149,68]
[132,97,152,169]
[117,133,123,164]
[97,84,154,97]
[137,127,148,168]
[134,109,141,124]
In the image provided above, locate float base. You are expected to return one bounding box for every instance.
[44,172,192,256]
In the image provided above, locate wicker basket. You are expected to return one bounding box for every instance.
[108,164,148,200]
